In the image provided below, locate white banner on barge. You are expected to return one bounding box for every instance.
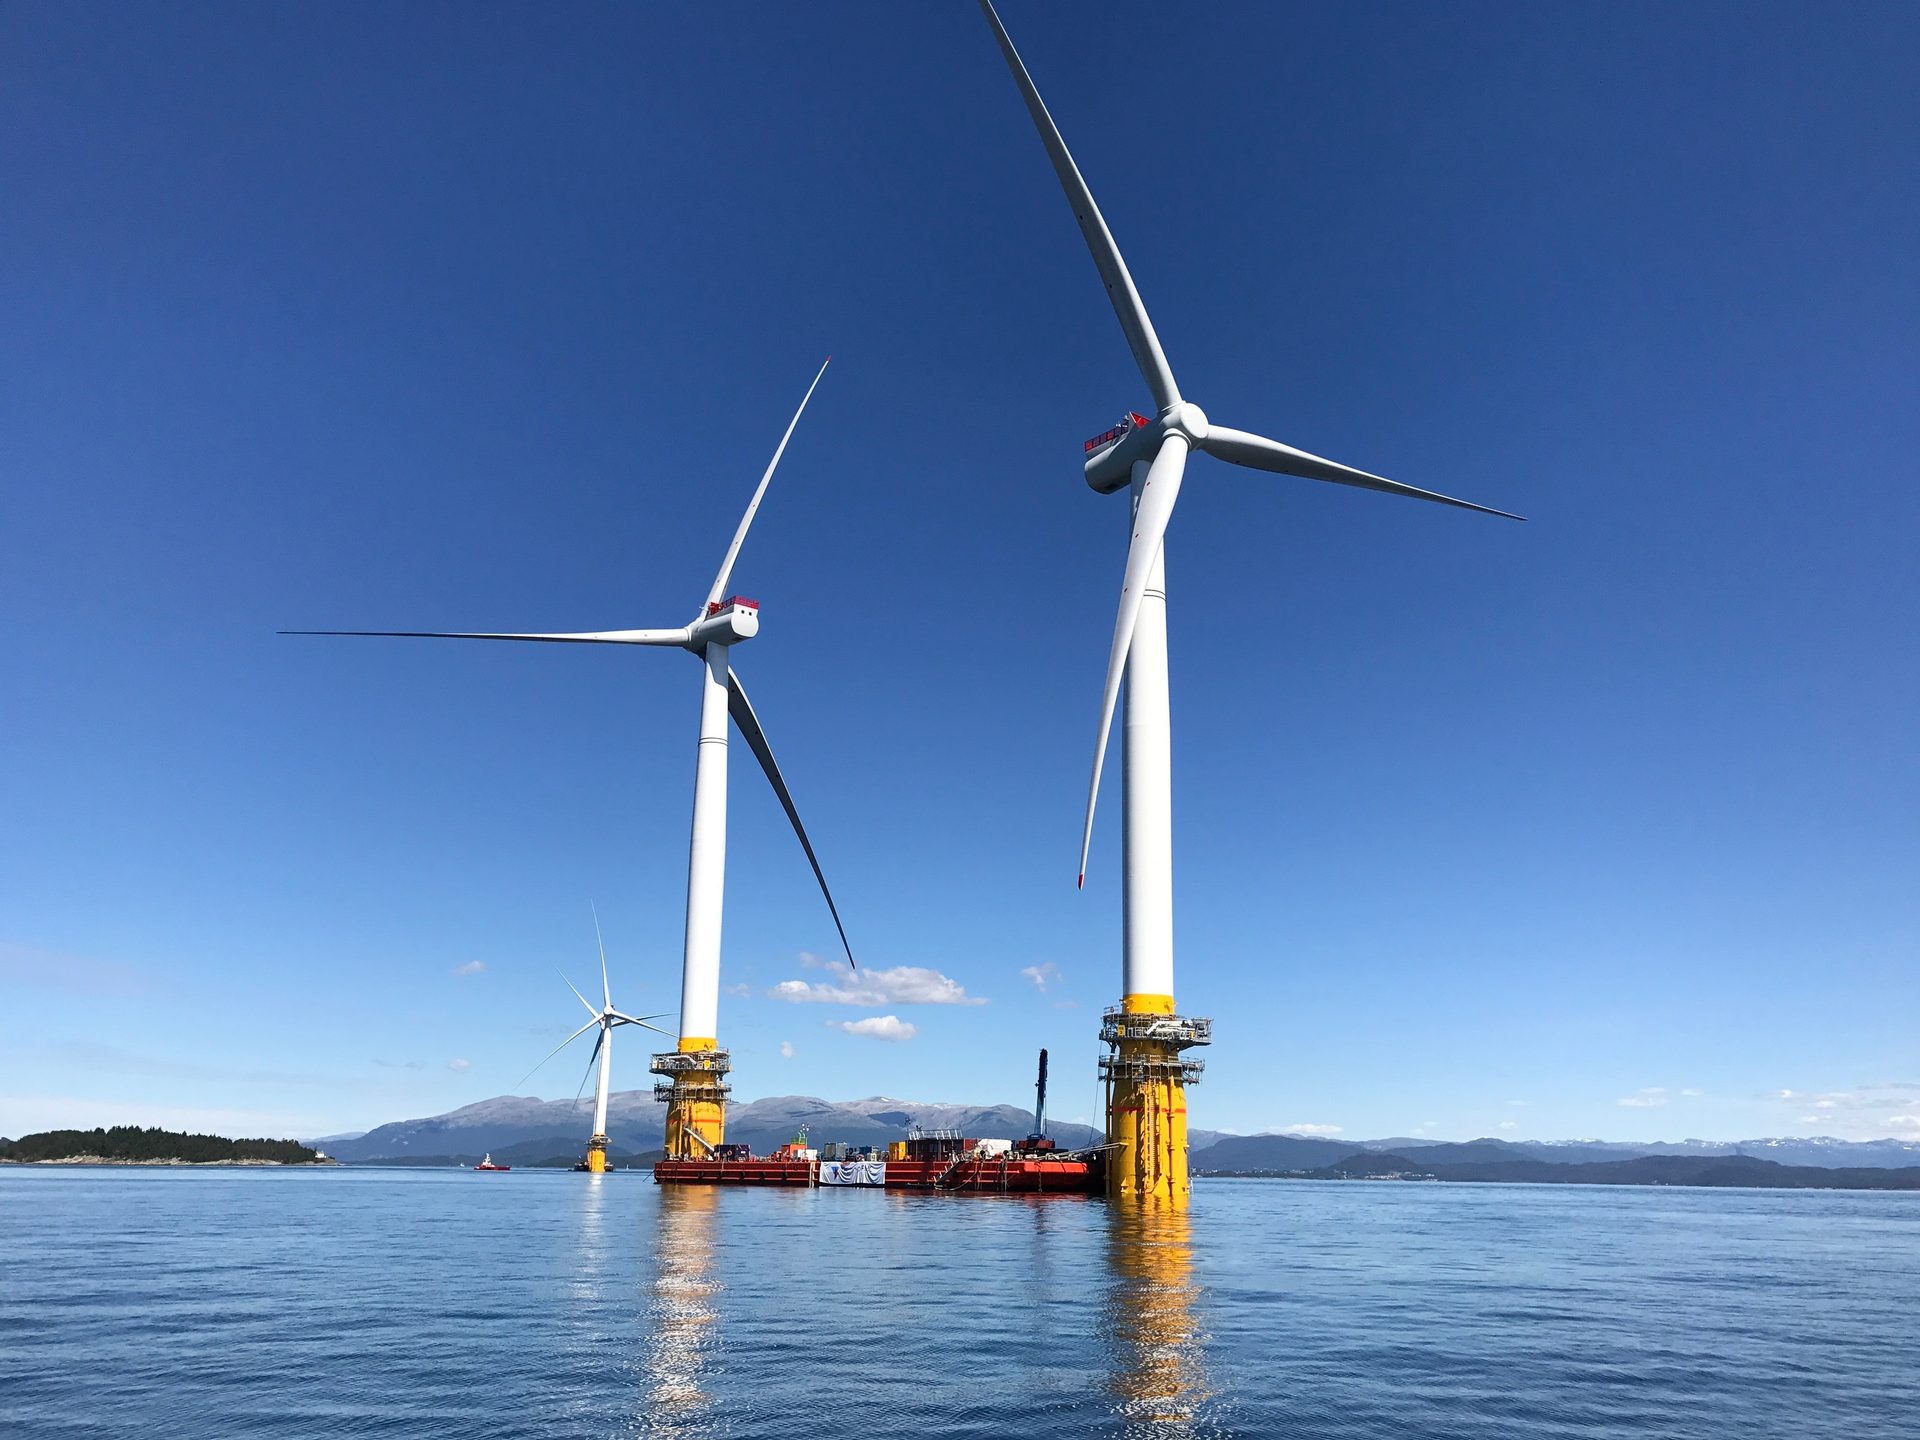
[817,1161,887,1186]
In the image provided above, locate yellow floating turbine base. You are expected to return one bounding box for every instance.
[654,1037,731,1159]
[1101,994,1210,1205]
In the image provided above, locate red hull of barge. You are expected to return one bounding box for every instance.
[653,1155,1101,1193]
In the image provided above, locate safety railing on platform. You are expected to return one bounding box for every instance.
[1098,1053,1207,1085]
[1098,1011,1212,1048]
[648,1049,732,1076]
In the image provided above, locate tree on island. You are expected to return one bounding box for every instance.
[0,1126,323,1164]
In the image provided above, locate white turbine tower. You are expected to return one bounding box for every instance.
[520,909,674,1171]
[287,359,855,1165]
[979,2,1523,1202]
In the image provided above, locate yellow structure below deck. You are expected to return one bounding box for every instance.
[1101,993,1210,1204]
[653,1038,731,1159]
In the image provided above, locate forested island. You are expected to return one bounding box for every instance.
[0,1126,326,1165]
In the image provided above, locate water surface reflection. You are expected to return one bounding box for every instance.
[644,1184,722,1426]
[1103,1201,1212,1434]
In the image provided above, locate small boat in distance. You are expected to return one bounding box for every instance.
[473,1153,511,1172]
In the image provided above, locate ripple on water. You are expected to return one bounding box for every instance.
[2,1170,1917,1438]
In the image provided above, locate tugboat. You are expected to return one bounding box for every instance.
[473,1153,511,1172]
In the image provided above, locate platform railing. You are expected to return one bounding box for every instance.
[648,1048,732,1077]
[1098,1010,1212,1048]
[1098,1053,1207,1085]
[651,1079,733,1103]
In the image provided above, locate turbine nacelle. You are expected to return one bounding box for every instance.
[688,597,760,650]
[1084,405,1212,492]
[1083,411,1155,493]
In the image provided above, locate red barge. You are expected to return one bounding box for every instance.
[654,1053,1105,1194]
[653,1150,1103,1193]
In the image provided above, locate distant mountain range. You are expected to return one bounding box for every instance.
[1197,1133,1920,1172]
[307,1093,1920,1173]
[1279,1149,1920,1191]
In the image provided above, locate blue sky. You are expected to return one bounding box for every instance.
[4,2,1915,1146]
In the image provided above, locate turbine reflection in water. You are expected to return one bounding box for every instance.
[567,1172,612,1305]
[645,1184,722,1425]
[1103,1200,1212,1434]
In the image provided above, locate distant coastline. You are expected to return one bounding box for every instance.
[1200,1151,1920,1192]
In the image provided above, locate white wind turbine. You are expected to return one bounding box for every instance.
[287,359,854,1158]
[979,2,1523,1195]
[519,909,675,1169]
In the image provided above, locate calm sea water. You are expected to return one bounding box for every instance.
[3,1168,1916,1438]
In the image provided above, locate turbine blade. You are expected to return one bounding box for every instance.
[978,1,1180,413]
[279,628,691,645]
[609,1011,676,1038]
[571,1030,603,1112]
[512,1016,599,1093]
[1079,434,1190,888]
[1199,427,1526,521]
[725,666,857,970]
[704,358,832,612]
[591,902,611,1010]
[559,969,599,1020]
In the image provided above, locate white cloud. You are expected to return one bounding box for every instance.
[373,1058,426,1071]
[778,1041,794,1060]
[1277,1123,1343,1136]
[1768,1086,1920,1129]
[1020,962,1061,993]
[1679,1088,1703,1098]
[1498,1120,1518,1130]
[796,951,830,970]
[769,965,985,1007]
[723,982,752,998]
[446,1058,470,1073]
[452,960,486,977]
[829,1015,917,1042]
[1618,1088,1669,1108]
[1784,1091,1920,1137]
